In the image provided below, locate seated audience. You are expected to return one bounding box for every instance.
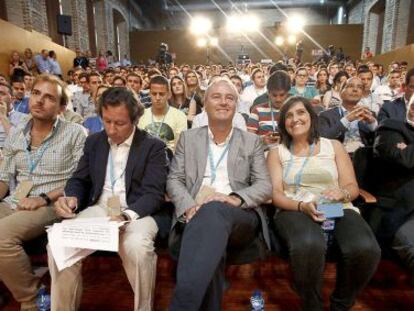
[9,50,28,77]
[378,67,414,123]
[34,49,52,74]
[169,76,198,124]
[0,82,26,148]
[138,75,187,151]
[240,68,267,111]
[184,70,204,109]
[319,77,377,153]
[23,48,37,75]
[11,74,30,114]
[373,69,403,105]
[357,65,382,115]
[0,74,86,311]
[83,85,108,134]
[267,96,380,311]
[322,71,349,109]
[49,87,168,311]
[289,67,319,102]
[315,68,331,97]
[247,70,291,149]
[72,72,95,118]
[167,77,272,310]
[373,95,414,278]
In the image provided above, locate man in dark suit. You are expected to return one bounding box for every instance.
[373,96,414,279]
[319,77,377,153]
[48,87,168,311]
[378,67,414,123]
[167,77,272,310]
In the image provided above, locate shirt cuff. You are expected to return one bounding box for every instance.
[340,116,351,129]
[122,209,140,221]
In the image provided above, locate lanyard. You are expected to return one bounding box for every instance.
[283,143,315,193]
[108,151,126,193]
[15,100,24,113]
[208,143,230,185]
[269,102,277,132]
[23,138,51,174]
[151,106,169,137]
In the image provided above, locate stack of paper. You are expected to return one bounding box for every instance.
[48,217,124,271]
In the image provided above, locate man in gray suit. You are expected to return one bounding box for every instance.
[167,77,272,311]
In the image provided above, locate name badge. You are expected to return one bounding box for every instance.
[13,180,34,202]
[317,203,344,218]
[107,195,121,217]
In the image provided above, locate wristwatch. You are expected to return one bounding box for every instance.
[39,193,52,206]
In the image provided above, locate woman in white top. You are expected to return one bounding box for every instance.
[322,71,349,109]
[267,96,380,311]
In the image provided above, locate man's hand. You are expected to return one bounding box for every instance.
[203,193,242,207]
[54,196,78,218]
[346,106,368,122]
[17,197,47,211]
[361,108,376,124]
[262,132,280,146]
[185,205,200,223]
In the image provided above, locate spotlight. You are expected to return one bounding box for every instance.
[287,15,305,33]
[245,14,260,32]
[210,37,219,46]
[197,38,207,47]
[226,14,260,33]
[288,34,296,44]
[275,36,284,46]
[191,16,212,35]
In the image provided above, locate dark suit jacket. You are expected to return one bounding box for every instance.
[377,97,406,124]
[319,107,375,146]
[368,119,414,244]
[65,129,168,218]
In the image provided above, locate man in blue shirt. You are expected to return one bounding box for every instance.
[34,49,52,74]
[11,75,30,114]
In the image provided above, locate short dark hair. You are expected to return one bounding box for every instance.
[126,72,142,84]
[406,67,414,85]
[357,65,372,77]
[333,71,349,85]
[89,71,101,79]
[267,70,291,92]
[98,87,144,124]
[112,75,126,86]
[269,63,288,75]
[10,74,25,84]
[78,72,89,82]
[229,75,244,91]
[149,75,169,90]
[278,96,319,149]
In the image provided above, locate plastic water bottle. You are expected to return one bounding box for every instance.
[250,289,264,311]
[36,286,51,311]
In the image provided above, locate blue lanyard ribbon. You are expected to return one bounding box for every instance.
[208,143,230,185]
[283,143,315,193]
[108,151,126,193]
[23,139,51,174]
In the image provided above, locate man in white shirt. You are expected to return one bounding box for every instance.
[50,87,168,311]
[240,68,267,111]
[167,77,271,310]
[374,69,403,105]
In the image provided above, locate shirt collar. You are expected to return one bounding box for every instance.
[108,127,135,147]
[208,126,233,146]
[22,116,61,140]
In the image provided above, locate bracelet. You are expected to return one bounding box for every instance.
[297,201,303,212]
[341,189,351,203]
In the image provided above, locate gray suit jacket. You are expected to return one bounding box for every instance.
[167,126,272,249]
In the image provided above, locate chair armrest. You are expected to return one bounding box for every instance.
[359,189,377,204]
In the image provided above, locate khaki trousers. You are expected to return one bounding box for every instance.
[48,205,159,311]
[0,202,58,305]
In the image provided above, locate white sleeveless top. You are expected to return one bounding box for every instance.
[278,137,357,211]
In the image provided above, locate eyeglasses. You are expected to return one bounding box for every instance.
[296,74,308,78]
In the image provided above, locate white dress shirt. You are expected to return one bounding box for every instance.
[201,128,233,195]
[240,85,266,108]
[97,128,139,220]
